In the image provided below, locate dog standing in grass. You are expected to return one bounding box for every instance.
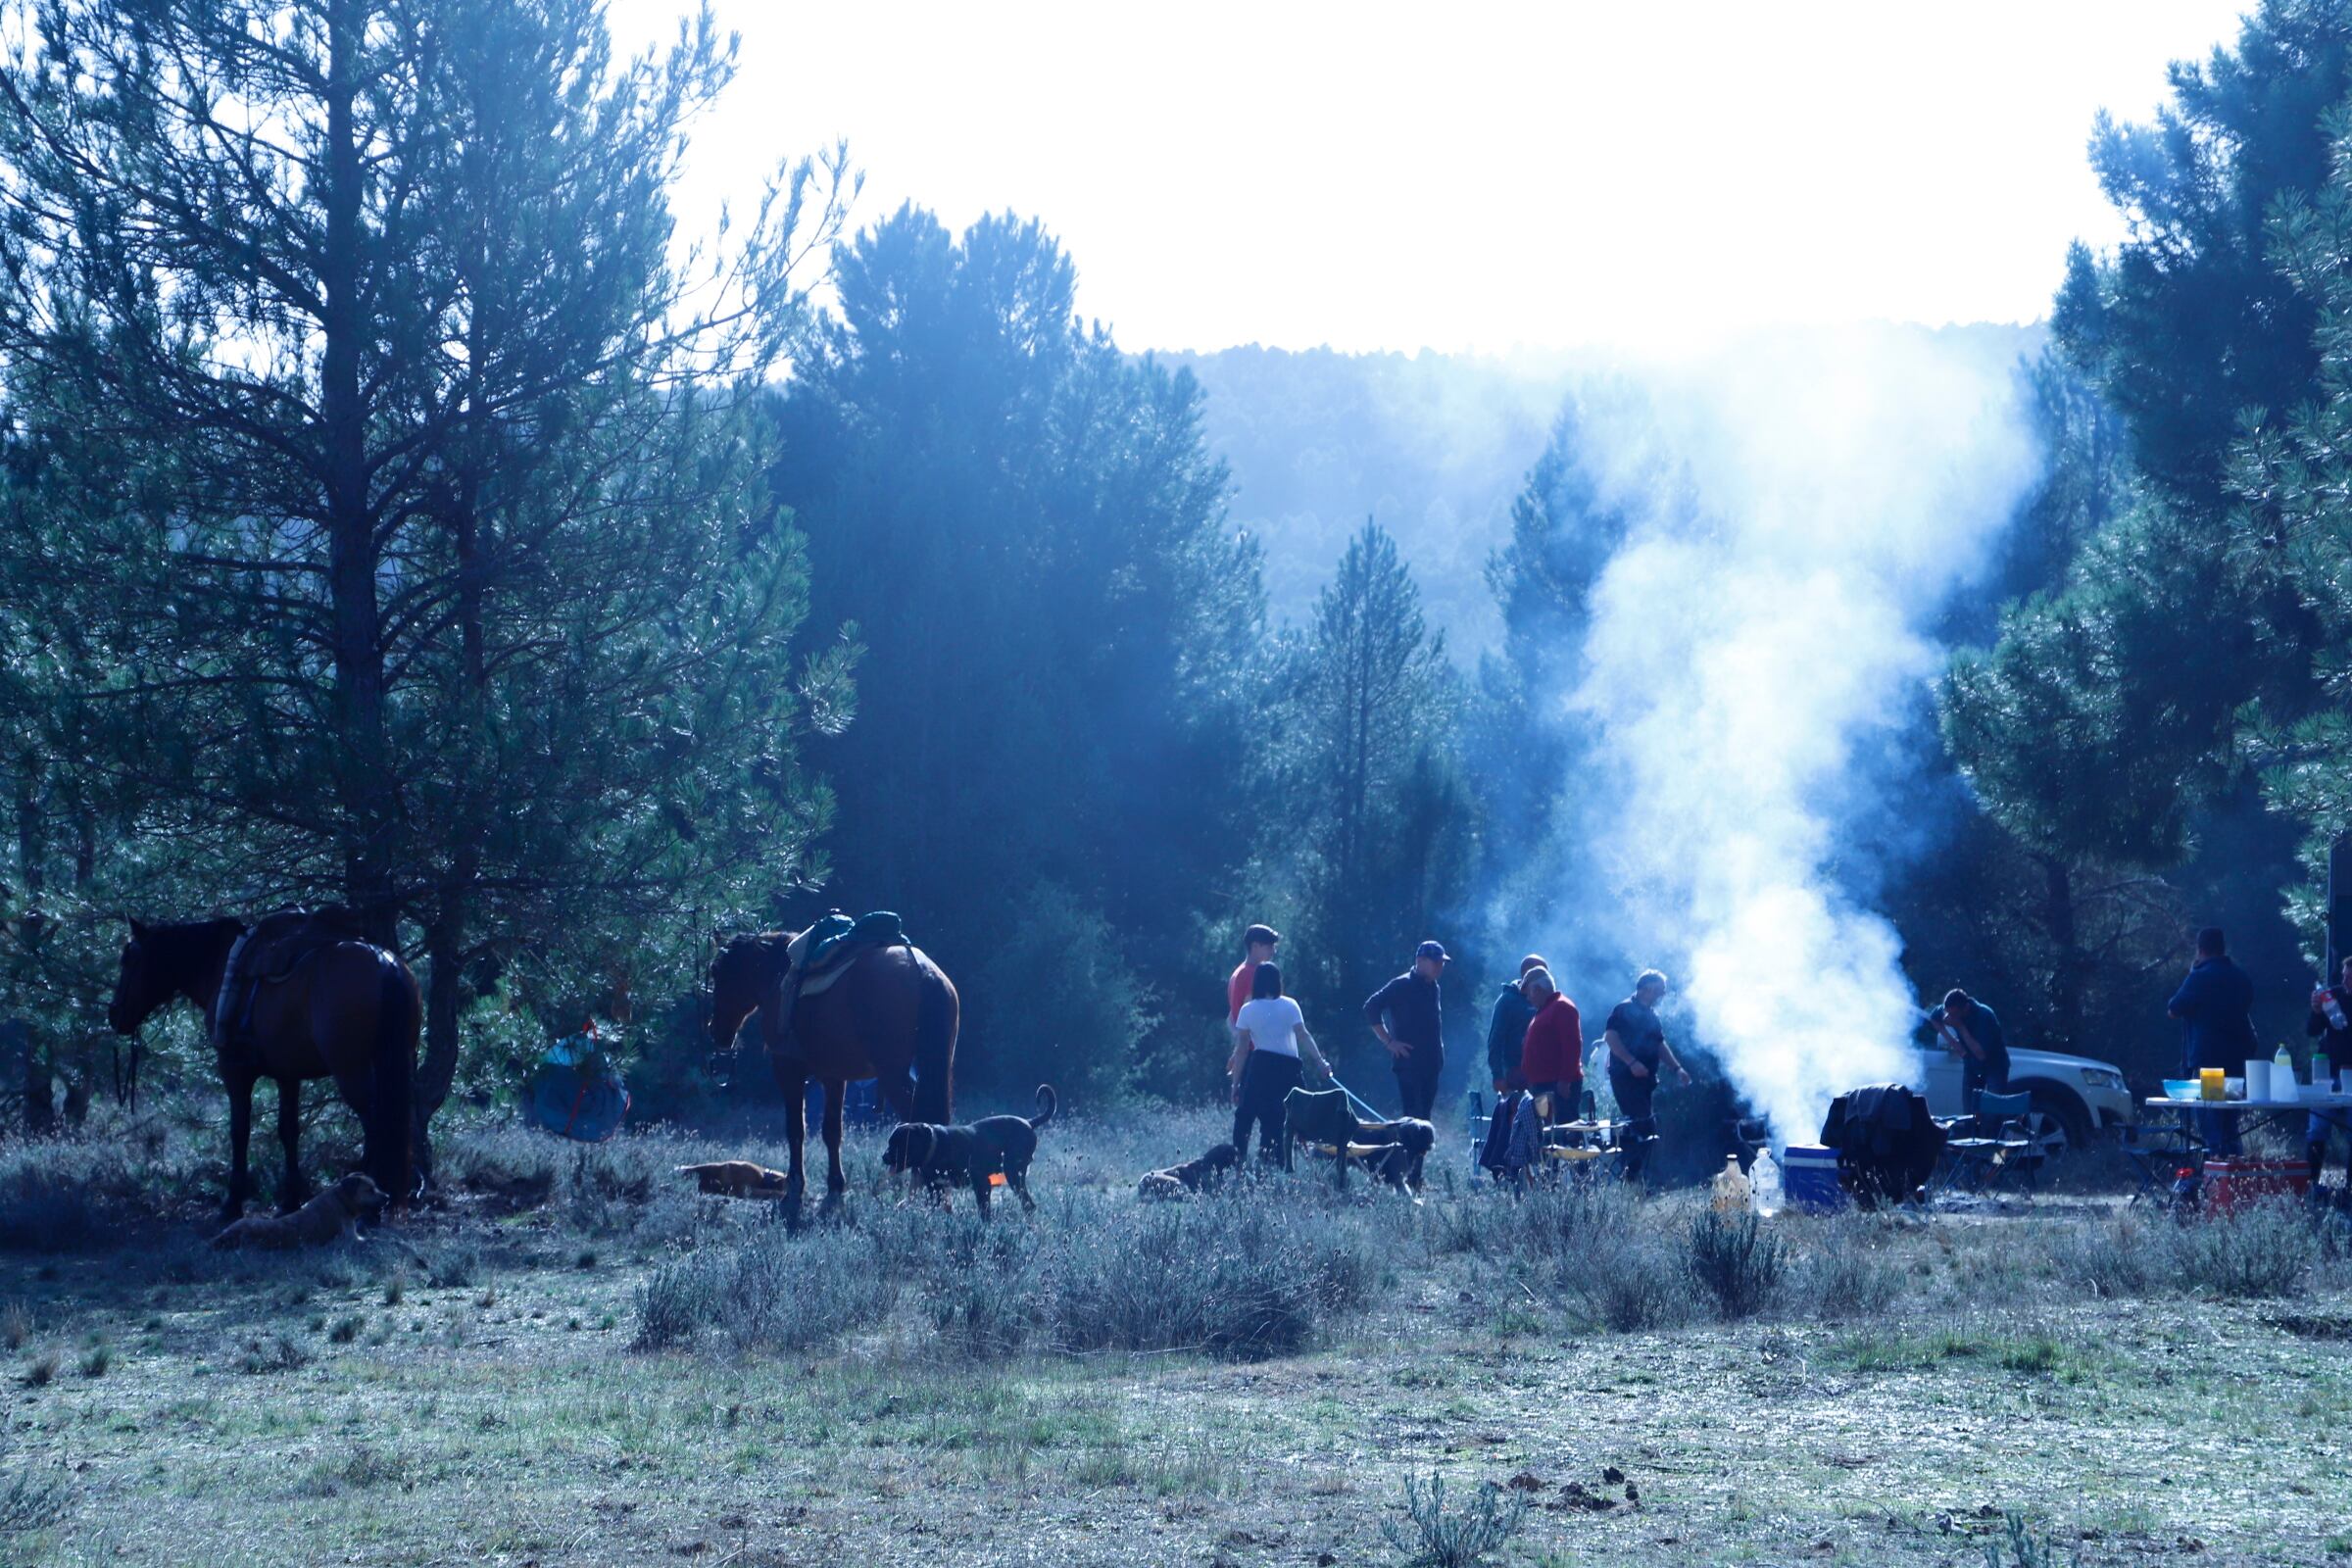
[882,1085,1055,1215]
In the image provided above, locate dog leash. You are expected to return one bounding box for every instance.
[1323,1072,1387,1123]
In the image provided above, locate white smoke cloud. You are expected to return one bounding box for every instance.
[1548,324,2043,1146]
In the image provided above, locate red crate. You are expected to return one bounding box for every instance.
[2203,1157,2311,1215]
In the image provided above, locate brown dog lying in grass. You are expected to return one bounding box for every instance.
[212,1172,386,1250]
[1138,1142,1239,1200]
[675,1160,791,1200]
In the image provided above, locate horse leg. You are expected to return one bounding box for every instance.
[782,1075,808,1208]
[222,1068,257,1220]
[821,1080,848,1209]
[275,1078,310,1211]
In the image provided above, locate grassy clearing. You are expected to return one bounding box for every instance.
[0,1102,2347,1564]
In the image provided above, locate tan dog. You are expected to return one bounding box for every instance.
[212,1172,387,1250]
[675,1160,791,1200]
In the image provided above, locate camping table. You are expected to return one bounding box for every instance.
[2143,1093,2352,1157]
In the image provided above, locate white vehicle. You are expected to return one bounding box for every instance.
[1923,1043,2134,1152]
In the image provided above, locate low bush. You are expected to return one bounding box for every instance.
[2168,1201,2311,1299]
[237,1335,310,1374]
[0,1171,109,1253]
[1381,1471,1528,1568]
[1684,1209,1787,1320]
[723,1230,900,1353]
[1793,1216,1905,1318]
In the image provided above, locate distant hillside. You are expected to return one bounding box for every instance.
[1162,326,2045,659]
[1159,346,1574,653]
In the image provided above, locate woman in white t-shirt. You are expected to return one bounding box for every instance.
[1226,961,1330,1165]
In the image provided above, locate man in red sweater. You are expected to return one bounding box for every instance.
[1227,925,1281,1096]
[1518,967,1583,1116]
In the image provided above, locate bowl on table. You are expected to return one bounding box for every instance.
[2162,1079,2198,1101]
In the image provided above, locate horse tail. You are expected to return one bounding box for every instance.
[369,949,419,1200]
[913,954,957,1124]
[1030,1083,1056,1132]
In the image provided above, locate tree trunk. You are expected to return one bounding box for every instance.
[2039,853,2084,1053]
[320,0,397,945]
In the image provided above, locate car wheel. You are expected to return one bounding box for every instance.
[2025,1090,2091,1154]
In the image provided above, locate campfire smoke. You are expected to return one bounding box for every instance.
[1529,325,2041,1145]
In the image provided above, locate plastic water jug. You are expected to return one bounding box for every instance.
[1711,1154,1750,1214]
[2275,1044,2297,1100]
[1749,1147,1782,1218]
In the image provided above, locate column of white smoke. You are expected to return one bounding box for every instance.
[1563,326,2042,1146]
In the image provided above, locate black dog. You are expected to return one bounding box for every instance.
[1281,1087,1436,1190]
[882,1085,1056,1215]
[1138,1142,1239,1201]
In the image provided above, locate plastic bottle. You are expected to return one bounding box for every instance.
[1711,1154,1750,1214]
[2275,1042,2298,1100]
[1749,1147,1783,1218]
[2326,990,2349,1032]
[2316,1050,2333,1094]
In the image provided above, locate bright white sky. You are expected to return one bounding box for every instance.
[607,0,2253,355]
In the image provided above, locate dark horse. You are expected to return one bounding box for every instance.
[106,916,419,1217]
[708,933,957,1208]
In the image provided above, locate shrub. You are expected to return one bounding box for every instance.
[1573,1242,1696,1333]
[2170,1202,2310,1300]
[633,1255,723,1351]
[1380,1472,1528,1568]
[722,1231,899,1353]
[424,1245,480,1290]
[237,1335,310,1374]
[0,1171,107,1253]
[0,1461,67,1535]
[1047,1200,1374,1361]
[2050,1216,2160,1299]
[1684,1209,1787,1321]
[1795,1215,1905,1318]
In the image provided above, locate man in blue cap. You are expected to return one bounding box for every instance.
[1365,940,1450,1119]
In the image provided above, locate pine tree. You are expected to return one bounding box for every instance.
[0,0,852,1152]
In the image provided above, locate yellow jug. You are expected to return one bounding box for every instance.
[2200,1067,2226,1102]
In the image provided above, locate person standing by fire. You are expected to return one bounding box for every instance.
[1604,969,1690,1182]
[1485,954,1547,1093]
[1932,987,2009,1102]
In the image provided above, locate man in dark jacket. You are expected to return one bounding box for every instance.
[2169,926,2257,1157]
[1932,988,2009,1103]
[1604,969,1690,1183]
[1485,955,1546,1093]
[1366,941,1449,1119]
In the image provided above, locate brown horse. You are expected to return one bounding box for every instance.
[107,916,419,1217]
[708,934,957,1207]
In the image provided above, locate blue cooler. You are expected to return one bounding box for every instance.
[1781,1144,1845,1213]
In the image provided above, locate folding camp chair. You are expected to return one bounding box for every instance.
[1939,1090,2043,1196]
[2120,1119,2198,1209]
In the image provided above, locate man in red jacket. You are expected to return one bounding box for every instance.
[1518,967,1583,1117]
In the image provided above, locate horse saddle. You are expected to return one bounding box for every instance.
[784,910,906,1004]
[212,906,370,1049]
